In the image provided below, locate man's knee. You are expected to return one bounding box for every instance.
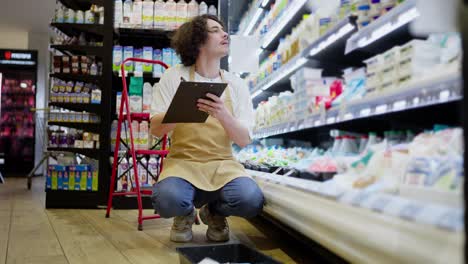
[152,177,194,218]
[224,177,264,218]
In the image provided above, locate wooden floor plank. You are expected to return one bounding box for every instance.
[0,210,11,264]
[46,209,130,264]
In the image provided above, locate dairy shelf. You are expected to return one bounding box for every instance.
[47,147,100,159]
[48,102,101,114]
[50,45,104,57]
[51,23,105,38]
[50,73,102,83]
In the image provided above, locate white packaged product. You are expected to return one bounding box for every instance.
[187,0,199,19]
[208,5,217,16]
[199,1,208,15]
[76,10,85,24]
[153,49,163,77]
[66,8,75,23]
[114,0,123,27]
[85,10,95,24]
[364,54,383,74]
[154,0,166,29]
[142,0,154,28]
[129,95,143,113]
[142,46,153,72]
[138,157,148,186]
[128,158,135,187]
[166,0,177,30]
[131,0,143,27]
[134,48,143,74]
[139,121,149,150]
[176,0,188,28]
[148,157,158,185]
[123,0,133,26]
[142,82,153,113]
[113,46,123,72]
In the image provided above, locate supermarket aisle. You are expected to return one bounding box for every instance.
[0,178,316,264]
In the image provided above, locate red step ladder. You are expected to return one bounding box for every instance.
[106,58,169,230]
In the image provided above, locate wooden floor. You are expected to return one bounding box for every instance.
[0,177,315,264]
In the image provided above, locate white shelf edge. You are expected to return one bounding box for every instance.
[250,172,463,264]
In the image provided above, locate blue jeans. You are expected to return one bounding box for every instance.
[152,176,264,219]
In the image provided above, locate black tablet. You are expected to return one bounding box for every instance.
[162,81,228,123]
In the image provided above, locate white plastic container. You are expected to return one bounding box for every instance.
[138,157,148,186]
[187,0,199,19]
[139,121,149,150]
[142,82,153,113]
[131,0,143,28]
[123,0,133,26]
[142,0,154,29]
[153,0,166,29]
[129,95,143,113]
[114,0,123,27]
[176,0,188,28]
[199,1,208,15]
[208,5,217,16]
[166,0,177,30]
[148,157,158,185]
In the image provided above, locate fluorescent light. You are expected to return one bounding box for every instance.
[243,8,264,36]
[309,23,355,56]
[261,0,270,8]
[20,82,27,89]
[262,57,308,91]
[251,89,264,99]
[261,0,308,49]
[357,7,420,48]
[255,48,263,56]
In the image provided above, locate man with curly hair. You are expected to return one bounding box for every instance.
[150,14,264,243]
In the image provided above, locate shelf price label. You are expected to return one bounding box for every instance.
[439,90,450,101]
[326,116,336,124]
[393,100,407,111]
[375,104,388,114]
[360,108,371,117]
[314,120,321,126]
[344,113,353,120]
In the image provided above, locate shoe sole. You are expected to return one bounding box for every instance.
[170,230,193,243]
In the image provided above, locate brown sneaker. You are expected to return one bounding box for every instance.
[170,209,197,243]
[199,205,229,242]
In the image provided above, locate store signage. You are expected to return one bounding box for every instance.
[0,49,36,66]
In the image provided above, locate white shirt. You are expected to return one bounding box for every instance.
[151,65,255,138]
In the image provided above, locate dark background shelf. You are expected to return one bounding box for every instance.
[49,102,101,114]
[50,45,104,56]
[50,73,102,83]
[51,23,105,38]
[47,147,100,159]
[46,190,101,208]
[59,0,103,10]
[48,121,100,133]
[114,28,172,47]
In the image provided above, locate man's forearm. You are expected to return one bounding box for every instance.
[218,114,251,148]
[150,113,176,137]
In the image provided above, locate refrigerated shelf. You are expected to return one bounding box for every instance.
[250,170,463,264]
[253,70,462,139]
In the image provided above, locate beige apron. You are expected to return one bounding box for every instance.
[158,66,248,191]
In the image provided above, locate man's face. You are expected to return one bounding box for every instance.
[200,19,229,58]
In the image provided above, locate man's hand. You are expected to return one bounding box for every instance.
[197,93,232,122]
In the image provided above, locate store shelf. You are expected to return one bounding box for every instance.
[238,0,264,36]
[50,23,105,38]
[47,147,99,159]
[345,0,419,55]
[50,73,102,83]
[254,70,462,139]
[249,170,463,263]
[251,17,358,98]
[113,71,161,82]
[259,0,309,51]
[50,45,104,56]
[48,121,100,133]
[114,27,173,47]
[48,102,101,114]
[58,0,103,10]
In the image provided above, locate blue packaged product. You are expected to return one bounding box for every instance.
[153,49,163,77]
[134,48,143,74]
[162,48,173,68]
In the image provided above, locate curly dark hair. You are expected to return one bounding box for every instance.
[171,14,225,66]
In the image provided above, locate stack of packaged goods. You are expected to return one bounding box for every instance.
[113,45,180,77]
[114,0,216,30]
[254,33,462,131]
[48,128,100,150]
[53,2,104,24]
[48,108,100,124]
[49,79,101,104]
[46,158,99,192]
[53,55,102,76]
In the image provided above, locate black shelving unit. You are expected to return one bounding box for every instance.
[50,45,104,56]
[47,147,100,159]
[48,102,101,114]
[59,0,103,10]
[51,23,105,37]
[50,73,102,83]
[48,121,101,133]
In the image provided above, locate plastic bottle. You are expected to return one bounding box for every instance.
[358,135,368,153]
[131,0,143,28]
[176,0,188,28]
[138,157,148,187]
[331,136,342,155]
[340,136,358,155]
[165,0,177,30]
[142,0,154,29]
[208,5,217,16]
[123,0,133,26]
[154,0,165,29]
[148,157,159,185]
[199,1,208,15]
[187,0,199,19]
[142,82,152,113]
[139,121,149,150]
